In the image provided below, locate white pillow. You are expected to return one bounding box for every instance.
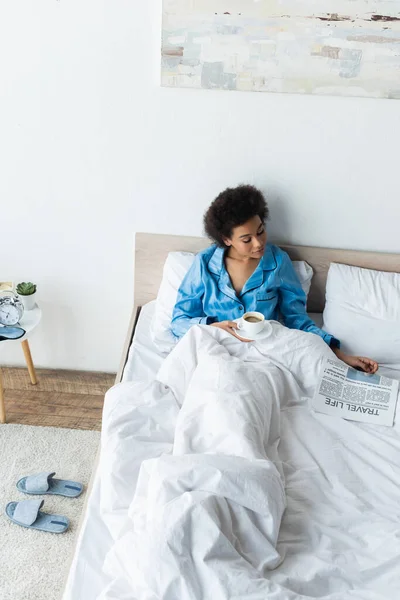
[293,260,313,297]
[150,252,196,352]
[150,251,314,353]
[323,263,400,369]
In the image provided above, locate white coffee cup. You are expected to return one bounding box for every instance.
[237,311,266,336]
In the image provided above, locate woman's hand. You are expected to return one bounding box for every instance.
[333,348,378,374]
[211,321,251,342]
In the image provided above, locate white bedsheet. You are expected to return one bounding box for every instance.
[121,307,323,383]
[122,302,165,383]
[64,303,400,600]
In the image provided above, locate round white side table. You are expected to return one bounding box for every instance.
[0,305,42,424]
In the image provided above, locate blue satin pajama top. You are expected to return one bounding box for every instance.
[171,243,339,348]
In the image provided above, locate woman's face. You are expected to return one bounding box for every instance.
[224,216,267,259]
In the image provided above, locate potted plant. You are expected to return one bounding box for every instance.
[16,282,37,311]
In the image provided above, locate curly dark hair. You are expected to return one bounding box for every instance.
[203,184,269,247]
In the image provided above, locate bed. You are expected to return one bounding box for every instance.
[63,233,400,600]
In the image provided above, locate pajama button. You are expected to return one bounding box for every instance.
[239,306,243,310]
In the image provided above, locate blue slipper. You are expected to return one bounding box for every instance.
[0,326,26,341]
[17,472,83,498]
[6,499,69,533]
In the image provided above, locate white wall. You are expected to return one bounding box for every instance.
[1,1,399,373]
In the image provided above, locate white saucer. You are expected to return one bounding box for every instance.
[234,320,272,341]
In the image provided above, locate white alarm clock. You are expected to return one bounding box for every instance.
[0,291,24,326]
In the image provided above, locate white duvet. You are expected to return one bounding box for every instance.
[97,323,400,600]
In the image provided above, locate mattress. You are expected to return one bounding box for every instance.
[63,302,400,599]
[63,302,160,600]
[121,301,164,383]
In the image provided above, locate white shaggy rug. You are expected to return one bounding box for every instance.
[0,424,100,600]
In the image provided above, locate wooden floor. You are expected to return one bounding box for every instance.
[1,368,115,430]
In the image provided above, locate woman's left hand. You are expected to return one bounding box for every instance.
[333,348,378,374]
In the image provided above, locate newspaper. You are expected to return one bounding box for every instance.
[313,358,399,426]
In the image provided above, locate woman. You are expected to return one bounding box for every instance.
[171,185,378,373]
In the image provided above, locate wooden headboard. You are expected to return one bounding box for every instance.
[134,232,400,313]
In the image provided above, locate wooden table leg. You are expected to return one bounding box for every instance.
[21,340,37,385]
[0,369,5,424]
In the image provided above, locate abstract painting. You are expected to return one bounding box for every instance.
[161,0,400,99]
